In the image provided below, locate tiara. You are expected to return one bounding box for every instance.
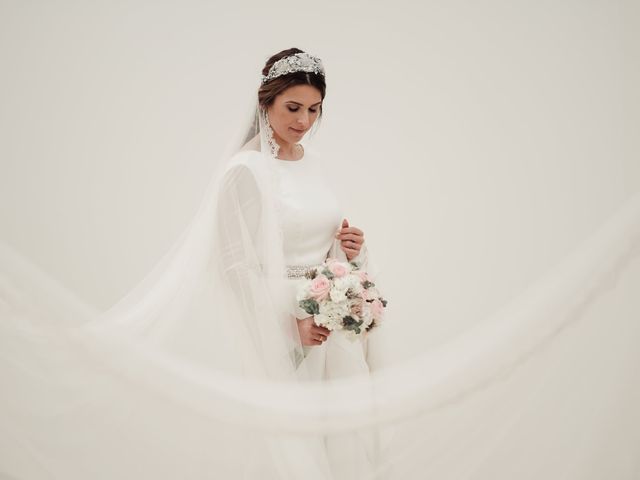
[261,52,325,84]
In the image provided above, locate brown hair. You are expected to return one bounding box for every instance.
[258,48,326,119]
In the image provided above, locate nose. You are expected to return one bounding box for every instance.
[297,111,310,129]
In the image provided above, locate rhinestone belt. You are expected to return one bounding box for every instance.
[286,264,319,279]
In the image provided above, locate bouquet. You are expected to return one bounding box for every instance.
[295,257,388,340]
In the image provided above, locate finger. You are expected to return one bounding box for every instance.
[338,227,363,236]
[341,240,364,251]
[312,339,322,345]
[338,235,364,246]
[338,234,364,244]
[340,240,361,249]
[342,246,360,256]
[313,326,331,335]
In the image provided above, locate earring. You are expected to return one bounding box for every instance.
[261,109,280,158]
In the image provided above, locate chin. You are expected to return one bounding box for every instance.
[287,127,306,140]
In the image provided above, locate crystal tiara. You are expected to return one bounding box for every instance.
[261,52,325,84]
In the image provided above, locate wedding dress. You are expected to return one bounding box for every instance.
[225,139,377,478]
[273,145,377,479]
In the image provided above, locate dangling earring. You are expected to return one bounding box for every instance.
[261,108,280,159]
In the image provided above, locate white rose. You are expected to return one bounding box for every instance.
[314,313,330,329]
[336,274,364,295]
[295,282,312,302]
[330,287,348,303]
[320,300,348,317]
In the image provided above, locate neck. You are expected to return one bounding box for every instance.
[272,132,301,160]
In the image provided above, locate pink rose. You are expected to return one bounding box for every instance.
[328,261,348,278]
[350,299,365,317]
[309,275,331,301]
[371,299,385,320]
[357,271,370,282]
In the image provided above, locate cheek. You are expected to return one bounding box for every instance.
[270,111,289,133]
[279,109,296,125]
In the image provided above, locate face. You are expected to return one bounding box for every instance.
[266,84,323,146]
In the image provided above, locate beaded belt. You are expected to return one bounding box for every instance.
[286,264,319,279]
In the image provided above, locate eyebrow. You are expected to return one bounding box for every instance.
[285,101,322,107]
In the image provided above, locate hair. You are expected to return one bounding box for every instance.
[258,47,327,120]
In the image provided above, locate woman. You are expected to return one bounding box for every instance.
[217,48,379,477]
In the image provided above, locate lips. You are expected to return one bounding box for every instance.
[290,127,305,135]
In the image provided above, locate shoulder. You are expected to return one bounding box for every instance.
[303,144,321,160]
[224,150,269,181]
[225,149,262,172]
[221,151,265,194]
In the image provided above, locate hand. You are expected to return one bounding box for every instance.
[297,316,331,346]
[336,218,365,261]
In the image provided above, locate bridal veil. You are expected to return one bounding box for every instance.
[1,56,640,479]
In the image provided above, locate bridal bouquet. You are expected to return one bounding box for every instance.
[295,258,387,339]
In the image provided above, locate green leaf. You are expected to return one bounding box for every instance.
[298,299,320,315]
[321,268,334,279]
[342,315,364,334]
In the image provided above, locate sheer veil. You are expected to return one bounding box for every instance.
[1,60,640,479]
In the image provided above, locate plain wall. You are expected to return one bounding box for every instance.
[1,0,638,357]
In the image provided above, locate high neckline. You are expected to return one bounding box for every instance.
[276,144,305,162]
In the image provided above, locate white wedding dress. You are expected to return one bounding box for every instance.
[228,144,377,478]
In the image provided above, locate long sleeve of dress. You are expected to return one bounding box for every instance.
[215,162,298,374]
[215,162,310,376]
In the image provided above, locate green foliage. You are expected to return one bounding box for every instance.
[342,315,364,335]
[321,268,334,279]
[299,299,320,315]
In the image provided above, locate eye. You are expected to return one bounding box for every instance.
[287,106,299,112]
[309,108,318,113]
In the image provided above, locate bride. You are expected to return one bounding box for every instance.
[221,47,379,477]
